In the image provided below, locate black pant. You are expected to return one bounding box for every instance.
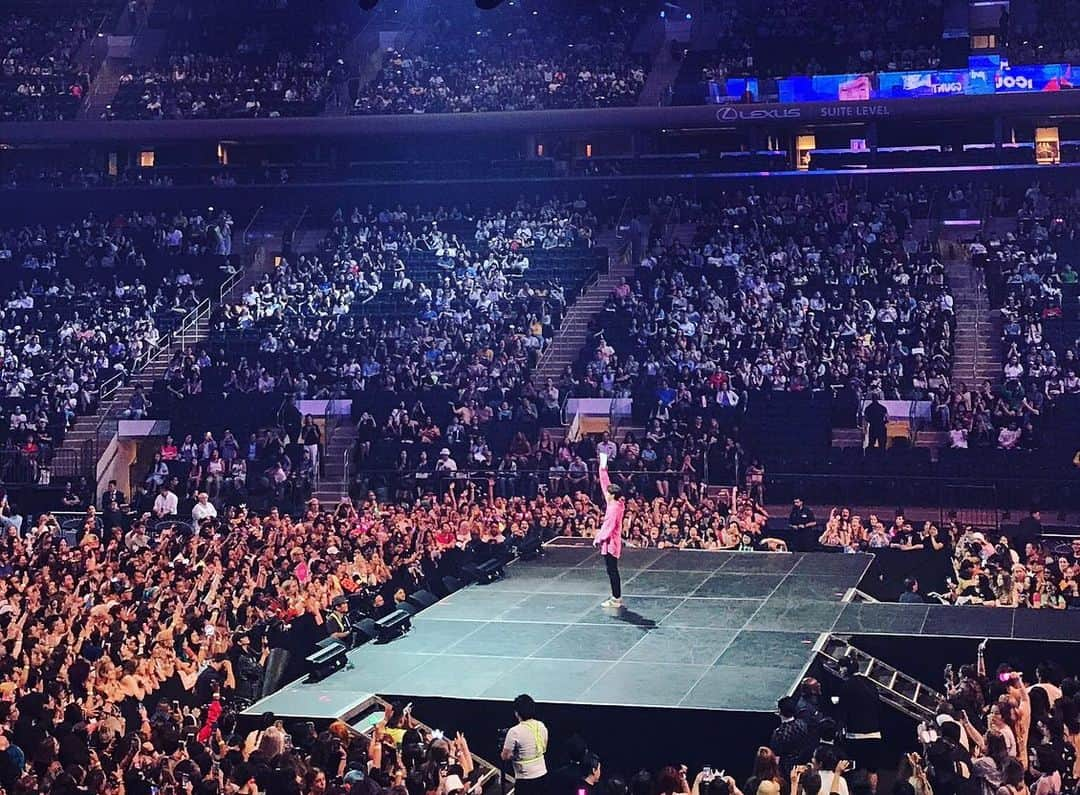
[514,775,547,795]
[868,425,887,449]
[604,553,621,598]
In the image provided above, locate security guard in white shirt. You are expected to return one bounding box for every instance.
[500,694,548,795]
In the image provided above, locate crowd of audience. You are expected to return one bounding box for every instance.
[351,2,648,114]
[575,189,953,425]
[0,2,97,121]
[966,183,1080,450]
[812,503,1080,608]
[694,0,943,80]
[933,648,1080,792]
[105,0,350,122]
[0,477,522,795]
[107,23,350,121]
[2,483,1075,795]
[0,208,236,481]
[202,199,595,405]
[1008,0,1080,65]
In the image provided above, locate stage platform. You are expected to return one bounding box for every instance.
[247,543,1080,721]
[249,545,874,716]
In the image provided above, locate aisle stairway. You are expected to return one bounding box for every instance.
[58,210,289,485]
[81,60,123,119]
[945,246,1000,388]
[637,36,685,107]
[531,222,644,385]
[312,420,358,504]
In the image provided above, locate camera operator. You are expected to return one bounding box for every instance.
[501,694,549,795]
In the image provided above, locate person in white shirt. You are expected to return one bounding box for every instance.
[192,492,218,524]
[500,694,548,795]
[596,433,617,460]
[435,448,458,473]
[153,485,178,518]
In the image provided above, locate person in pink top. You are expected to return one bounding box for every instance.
[594,452,626,608]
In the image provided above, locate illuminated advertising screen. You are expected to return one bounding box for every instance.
[878,70,967,98]
[990,64,1072,93]
[780,63,1073,102]
[706,77,759,103]
[778,73,874,103]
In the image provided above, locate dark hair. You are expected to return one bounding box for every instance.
[582,752,601,776]
[707,779,731,795]
[814,745,838,770]
[903,577,918,592]
[513,694,537,720]
[1001,758,1024,788]
[656,767,682,795]
[892,782,916,795]
[1032,745,1063,775]
[777,696,797,718]
[939,721,961,743]
[801,771,822,795]
[629,770,653,795]
[984,731,1008,768]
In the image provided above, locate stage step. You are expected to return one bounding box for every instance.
[819,635,944,723]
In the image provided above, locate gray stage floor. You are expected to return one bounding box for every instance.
[249,546,874,717]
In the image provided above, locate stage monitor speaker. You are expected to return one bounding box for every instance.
[441,576,463,595]
[407,590,438,612]
[511,534,543,559]
[305,638,347,682]
[355,618,379,643]
[474,557,506,584]
[375,609,412,642]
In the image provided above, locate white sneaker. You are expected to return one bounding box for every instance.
[601,597,624,609]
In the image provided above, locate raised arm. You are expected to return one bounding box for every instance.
[598,452,613,504]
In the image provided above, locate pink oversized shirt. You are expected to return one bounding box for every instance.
[594,466,625,558]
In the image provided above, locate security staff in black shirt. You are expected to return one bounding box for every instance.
[789,498,817,531]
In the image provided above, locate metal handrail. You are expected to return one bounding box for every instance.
[289,203,311,251]
[241,205,264,246]
[91,298,211,454]
[219,267,243,304]
[612,195,634,263]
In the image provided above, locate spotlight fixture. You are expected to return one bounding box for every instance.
[358,0,378,9]
[476,0,505,8]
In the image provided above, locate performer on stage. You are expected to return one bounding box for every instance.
[594,452,626,608]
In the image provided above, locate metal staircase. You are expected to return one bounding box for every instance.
[819,635,945,723]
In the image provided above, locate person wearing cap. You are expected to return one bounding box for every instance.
[593,451,625,609]
[192,492,217,524]
[435,447,458,495]
[327,594,353,646]
[501,694,548,795]
[435,448,458,472]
